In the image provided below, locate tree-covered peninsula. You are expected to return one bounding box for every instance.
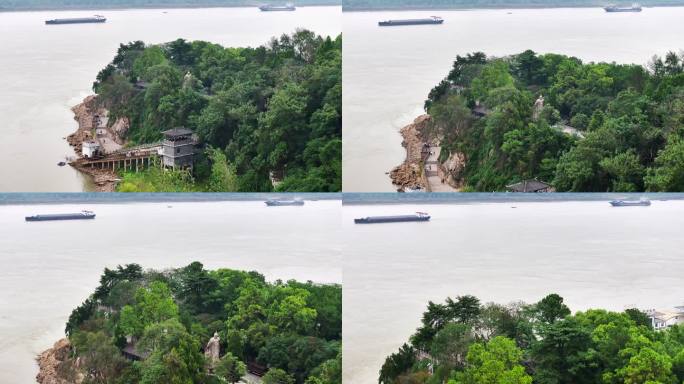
[86,30,341,192]
[379,294,684,384]
[421,50,684,192]
[38,262,341,384]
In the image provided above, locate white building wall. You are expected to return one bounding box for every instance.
[82,142,100,158]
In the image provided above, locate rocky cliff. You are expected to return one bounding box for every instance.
[36,338,82,384]
[389,115,432,191]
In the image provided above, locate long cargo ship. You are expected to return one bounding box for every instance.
[45,15,106,25]
[25,210,96,222]
[604,4,642,12]
[609,199,651,207]
[259,4,296,11]
[354,212,430,224]
[265,199,304,206]
[379,16,443,27]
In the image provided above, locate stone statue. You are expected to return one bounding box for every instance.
[533,95,545,120]
[205,332,220,366]
[183,71,198,89]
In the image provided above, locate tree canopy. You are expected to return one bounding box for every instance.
[379,294,683,384]
[61,262,341,384]
[424,50,684,192]
[94,30,341,192]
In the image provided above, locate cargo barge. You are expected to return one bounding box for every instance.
[609,199,651,207]
[26,211,96,222]
[604,4,642,12]
[379,16,443,27]
[45,15,106,25]
[354,212,430,224]
[265,199,304,206]
[259,4,296,11]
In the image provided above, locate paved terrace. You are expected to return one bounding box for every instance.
[424,145,458,192]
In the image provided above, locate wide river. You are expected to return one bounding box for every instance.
[0,198,341,383]
[343,7,684,191]
[0,6,340,192]
[343,199,684,383]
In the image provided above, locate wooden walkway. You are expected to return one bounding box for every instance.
[72,142,163,172]
[72,153,158,172]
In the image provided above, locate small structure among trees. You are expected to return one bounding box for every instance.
[82,140,101,159]
[472,102,490,118]
[133,80,148,91]
[646,306,684,330]
[161,127,196,169]
[122,341,149,361]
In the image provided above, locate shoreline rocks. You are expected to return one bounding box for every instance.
[389,115,432,191]
[36,338,81,384]
[67,95,100,156]
[442,152,466,190]
[71,164,120,192]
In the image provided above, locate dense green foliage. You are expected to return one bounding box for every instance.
[94,30,341,192]
[424,50,684,191]
[379,294,684,384]
[0,0,339,10]
[63,262,341,384]
[116,150,238,192]
[343,0,684,10]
